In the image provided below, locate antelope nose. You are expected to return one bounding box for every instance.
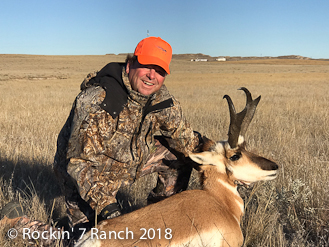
[261,158,279,171]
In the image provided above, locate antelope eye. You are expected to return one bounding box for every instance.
[230,153,241,161]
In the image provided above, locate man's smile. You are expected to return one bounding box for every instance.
[142,80,154,86]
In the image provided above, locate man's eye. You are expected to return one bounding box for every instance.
[156,70,166,77]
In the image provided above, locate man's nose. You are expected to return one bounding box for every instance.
[148,68,156,79]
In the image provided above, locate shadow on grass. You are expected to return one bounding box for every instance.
[0,157,62,202]
[0,157,66,226]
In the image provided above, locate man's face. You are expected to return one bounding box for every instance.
[126,60,166,96]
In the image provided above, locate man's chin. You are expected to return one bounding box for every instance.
[138,86,158,96]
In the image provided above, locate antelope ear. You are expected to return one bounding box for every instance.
[189,152,215,165]
[201,136,216,151]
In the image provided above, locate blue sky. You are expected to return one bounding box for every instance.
[1,0,328,58]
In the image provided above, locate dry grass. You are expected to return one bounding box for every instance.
[1,54,329,246]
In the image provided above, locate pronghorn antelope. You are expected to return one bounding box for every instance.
[75,88,279,247]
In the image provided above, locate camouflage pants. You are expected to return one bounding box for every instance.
[65,136,193,229]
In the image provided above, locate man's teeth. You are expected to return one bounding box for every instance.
[143,81,153,86]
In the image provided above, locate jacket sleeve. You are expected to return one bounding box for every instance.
[64,86,125,213]
[157,97,203,156]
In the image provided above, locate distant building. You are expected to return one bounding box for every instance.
[216,57,226,61]
[191,58,208,62]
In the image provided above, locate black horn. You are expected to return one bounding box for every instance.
[223,87,261,148]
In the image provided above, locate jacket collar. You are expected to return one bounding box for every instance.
[86,62,173,119]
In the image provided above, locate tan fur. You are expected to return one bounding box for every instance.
[0,216,21,229]
[75,139,278,247]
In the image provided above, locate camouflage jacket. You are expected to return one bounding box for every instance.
[54,63,200,213]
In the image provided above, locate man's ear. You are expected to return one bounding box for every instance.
[126,61,130,74]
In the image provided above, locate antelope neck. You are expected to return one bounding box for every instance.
[202,167,244,221]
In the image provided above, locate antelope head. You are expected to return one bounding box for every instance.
[190,87,278,187]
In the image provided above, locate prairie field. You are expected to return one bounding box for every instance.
[0,54,329,246]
